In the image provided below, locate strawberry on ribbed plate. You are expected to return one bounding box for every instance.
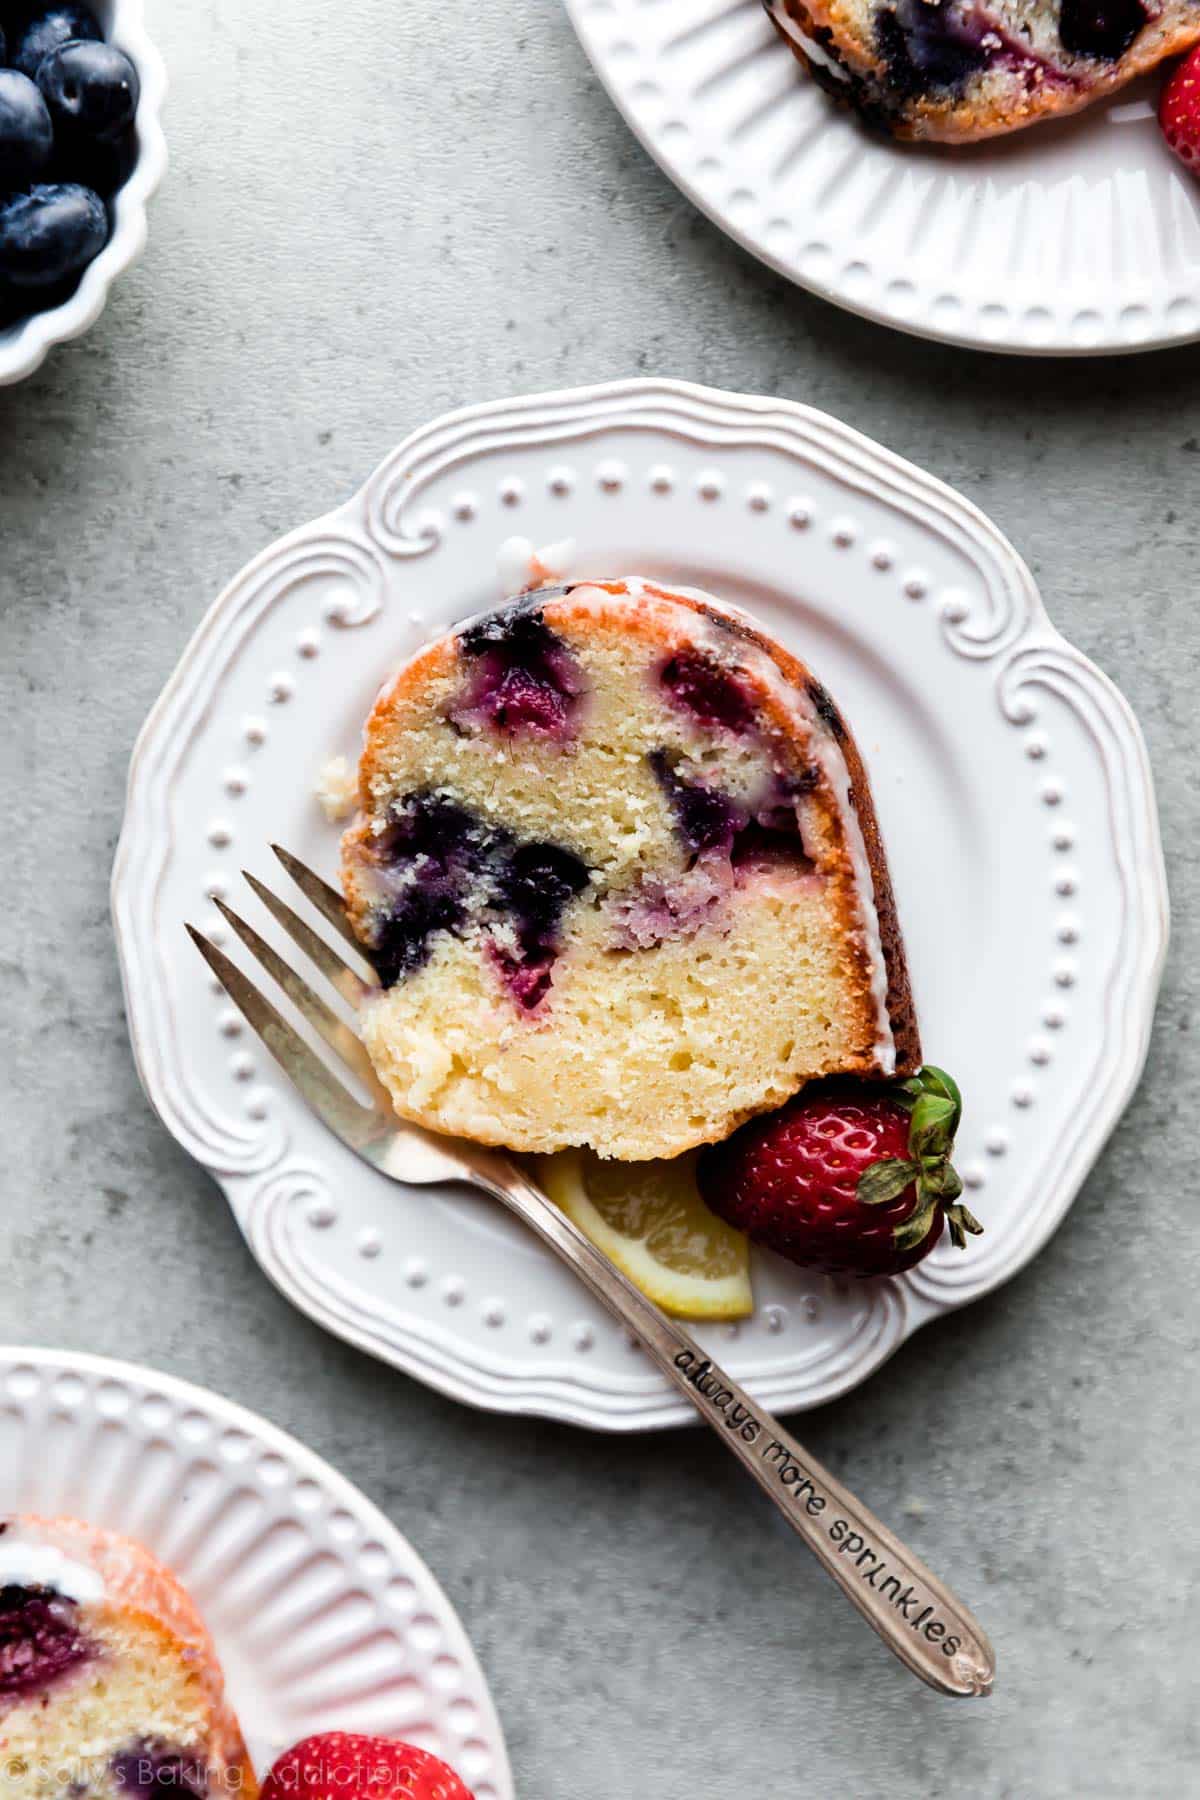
[697,1067,982,1280]
[1160,45,1200,169]
[260,1733,473,1800]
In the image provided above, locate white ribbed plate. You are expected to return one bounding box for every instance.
[0,1348,511,1800]
[113,378,1167,1430]
[566,0,1200,354]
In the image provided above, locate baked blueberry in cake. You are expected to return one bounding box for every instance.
[0,1516,256,1800]
[765,0,1200,140]
[342,576,919,1161]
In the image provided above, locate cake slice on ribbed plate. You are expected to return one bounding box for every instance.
[0,1515,256,1800]
[342,575,919,1161]
[765,0,1200,142]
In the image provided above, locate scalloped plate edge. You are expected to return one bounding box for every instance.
[112,377,1170,1430]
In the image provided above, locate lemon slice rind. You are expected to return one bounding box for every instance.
[537,1149,753,1322]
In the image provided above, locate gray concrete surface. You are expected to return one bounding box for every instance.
[1,2,1197,1794]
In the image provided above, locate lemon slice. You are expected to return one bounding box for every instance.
[535,1148,753,1321]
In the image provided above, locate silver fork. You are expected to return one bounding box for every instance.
[188,848,995,1699]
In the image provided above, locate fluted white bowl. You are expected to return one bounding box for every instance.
[0,0,167,386]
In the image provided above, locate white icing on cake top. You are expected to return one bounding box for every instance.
[0,1539,105,1604]
[495,536,576,595]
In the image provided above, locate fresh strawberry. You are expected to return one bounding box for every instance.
[260,1733,473,1800]
[697,1066,981,1279]
[1160,47,1200,170]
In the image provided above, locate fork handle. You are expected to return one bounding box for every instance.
[475,1157,994,1698]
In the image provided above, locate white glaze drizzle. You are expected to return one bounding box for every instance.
[495,536,576,595]
[0,1539,105,1604]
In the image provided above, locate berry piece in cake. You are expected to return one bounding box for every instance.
[0,183,107,287]
[698,1066,981,1277]
[0,71,54,186]
[38,40,141,144]
[649,750,745,857]
[343,578,920,1160]
[452,603,583,739]
[1160,45,1200,168]
[12,6,103,81]
[731,775,815,871]
[353,791,591,1004]
[0,1585,93,1697]
[356,793,483,986]
[651,752,814,874]
[658,646,759,734]
[876,0,989,99]
[262,1732,474,1800]
[490,840,590,1007]
[1058,0,1147,56]
[112,1742,209,1798]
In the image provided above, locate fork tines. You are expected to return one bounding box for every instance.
[187,851,386,1149]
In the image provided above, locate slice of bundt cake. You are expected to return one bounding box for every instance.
[0,1515,256,1800]
[342,577,919,1161]
[765,0,1200,140]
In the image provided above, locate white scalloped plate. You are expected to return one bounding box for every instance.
[112,378,1167,1430]
[565,0,1200,354]
[0,1347,512,1799]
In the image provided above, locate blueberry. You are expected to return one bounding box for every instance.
[366,794,482,984]
[372,881,467,988]
[39,39,141,143]
[875,0,989,98]
[12,4,102,80]
[360,788,589,1003]
[494,841,589,961]
[113,1743,209,1800]
[1058,0,1146,57]
[0,183,107,288]
[649,750,745,858]
[0,1585,93,1697]
[0,69,54,186]
[804,678,848,741]
[457,600,550,663]
[55,125,138,198]
[490,841,589,1009]
[454,604,583,739]
[650,751,813,871]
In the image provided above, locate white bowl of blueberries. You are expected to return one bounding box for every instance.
[0,1,165,384]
